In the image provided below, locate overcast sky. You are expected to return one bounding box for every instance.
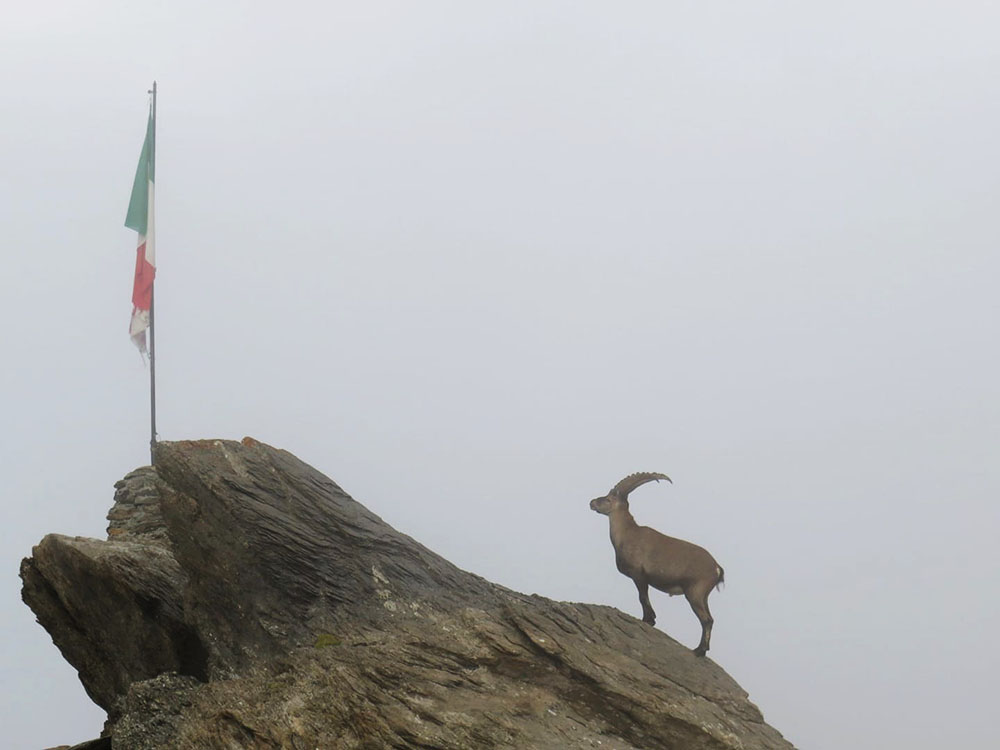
[3,2,999,748]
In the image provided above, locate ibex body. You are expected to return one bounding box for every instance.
[590,473,724,656]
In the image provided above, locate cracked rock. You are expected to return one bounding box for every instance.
[22,438,795,749]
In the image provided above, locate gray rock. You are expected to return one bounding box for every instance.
[22,437,795,749]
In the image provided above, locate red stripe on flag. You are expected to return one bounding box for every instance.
[132,242,156,311]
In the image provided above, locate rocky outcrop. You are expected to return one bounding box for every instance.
[22,438,794,749]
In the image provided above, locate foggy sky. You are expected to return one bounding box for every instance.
[2,3,998,748]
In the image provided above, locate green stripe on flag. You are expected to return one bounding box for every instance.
[125,113,155,235]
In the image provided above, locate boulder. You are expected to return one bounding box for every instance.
[22,438,794,749]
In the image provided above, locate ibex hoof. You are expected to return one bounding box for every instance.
[642,615,656,626]
[693,646,708,657]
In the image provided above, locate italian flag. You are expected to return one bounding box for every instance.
[125,111,155,352]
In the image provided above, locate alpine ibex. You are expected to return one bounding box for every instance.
[590,472,724,656]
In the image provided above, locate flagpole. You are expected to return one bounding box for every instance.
[148,81,157,466]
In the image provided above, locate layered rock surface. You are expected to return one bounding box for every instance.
[22,438,795,749]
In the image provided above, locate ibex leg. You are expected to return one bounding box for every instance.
[684,586,714,656]
[634,579,656,625]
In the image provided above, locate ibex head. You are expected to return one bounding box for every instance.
[589,472,671,515]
